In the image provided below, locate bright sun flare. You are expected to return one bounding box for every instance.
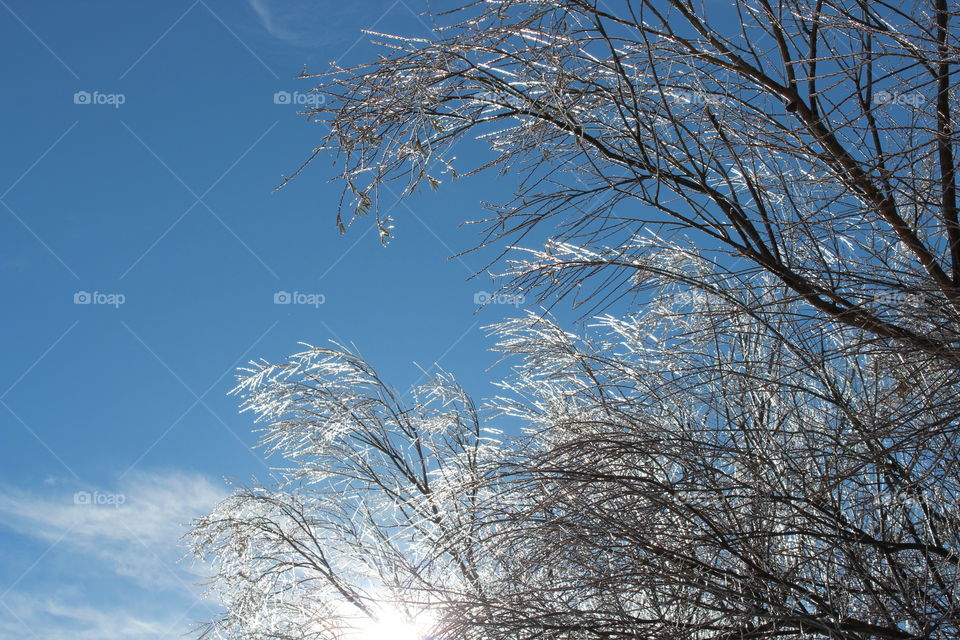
[355,609,427,640]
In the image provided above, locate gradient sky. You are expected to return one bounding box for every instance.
[0,1,539,637]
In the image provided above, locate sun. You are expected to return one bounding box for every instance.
[355,608,429,640]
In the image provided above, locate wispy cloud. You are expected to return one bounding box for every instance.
[1,471,223,543]
[1,592,177,640]
[0,470,228,638]
[248,0,300,43]
[247,0,377,47]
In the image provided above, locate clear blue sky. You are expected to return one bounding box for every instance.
[0,2,535,637]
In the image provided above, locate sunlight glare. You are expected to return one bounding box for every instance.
[356,609,427,640]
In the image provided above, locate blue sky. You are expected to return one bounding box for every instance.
[0,1,534,637]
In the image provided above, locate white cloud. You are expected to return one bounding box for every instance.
[0,591,185,640]
[248,0,300,43]
[247,0,376,46]
[1,470,224,545]
[0,470,229,639]
[0,470,227,587]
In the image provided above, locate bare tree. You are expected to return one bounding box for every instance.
[190,276,960,639]
[466,276,960,640]
[189,2,960,639]
[302,0,960,360]
[189,348,498,639]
